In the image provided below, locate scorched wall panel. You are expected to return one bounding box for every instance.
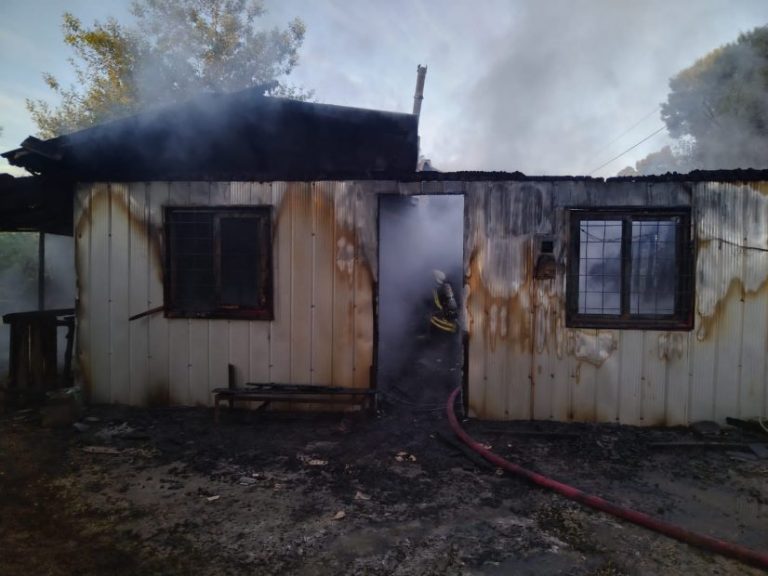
[75,181,374,406]
[75,177,768,425]
[464,179,768,425]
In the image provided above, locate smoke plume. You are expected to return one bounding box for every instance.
[378,194,463,396]
[431,0,768,176]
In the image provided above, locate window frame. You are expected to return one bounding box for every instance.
[164,206,274,320]
[566,207,694,331]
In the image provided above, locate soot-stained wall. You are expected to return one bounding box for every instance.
[463,179,768,425]
[75,181,375,407]
[75,178,768,425]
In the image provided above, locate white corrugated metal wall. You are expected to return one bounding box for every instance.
[462,179,768,425]
[75,178,768,425]
[75,181,374,406]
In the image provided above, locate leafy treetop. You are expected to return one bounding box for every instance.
[660,25,768,170]
[27,0,308,139]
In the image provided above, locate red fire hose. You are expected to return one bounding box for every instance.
[446,387,768,570]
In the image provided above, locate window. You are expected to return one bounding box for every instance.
[165,207,273,319]
[566,208,693,330]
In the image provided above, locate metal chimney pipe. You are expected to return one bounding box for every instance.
[412,65,427,117]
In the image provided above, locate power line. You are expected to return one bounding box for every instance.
[588,126,666,176]
[585,106,661,168]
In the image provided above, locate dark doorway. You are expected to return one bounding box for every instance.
[377,194,464,409]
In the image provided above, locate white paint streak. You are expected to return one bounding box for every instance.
[568,330,618,367]
[695,182,768,320]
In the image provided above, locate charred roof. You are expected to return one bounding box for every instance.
[605,168,768,183]
[402,169,768,183]
[2,87,419,180]
[0,175,72,235]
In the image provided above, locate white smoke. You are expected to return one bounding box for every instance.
[378,194,464,389]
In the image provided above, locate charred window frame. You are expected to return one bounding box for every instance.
[566,208,693,330]
[164,207,273,320]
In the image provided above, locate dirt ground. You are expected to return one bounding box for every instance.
[2,329,767,575]
[1,395,767,576]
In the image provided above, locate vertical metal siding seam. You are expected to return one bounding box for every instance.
[616,332,623,423]
[529,185,536,419]
[127,184,133,404]
[481,183,490,418]
[591,336,598,423]
[694,184,707,420]
[161,183,170,400]
[468,184,488,418]
[310,182,316,384]
[760,183,768,420]
[478,183,496,413]
[86,185,93,402]
[662,337,671,425]
[764,290,768,419]
[166,184,173,401]
[460,183,468,410]
[687,313,697,424]
[144,183,151,402]
[546,187,553,420]
[145,183,153,394]
[737,184,747,418]
[166,184,175,402]
[204,182,212,403]
[224,183,232,385]
[289,183,294,382]
[350,183,357,383]
[644,191,656,425]
[245,182,252,385]
[712,184,722,421]
[329,182,337,386]
[565,184,574,422]
[712,184,728,420]
[639,333,647,423]
[187,182,193,404]
[77,187,83,397]
[464,185,469,407]
[145,184,153,399]
[687,190,697,424]
[480,186,488,417]
[268,182,274,383]
[487,183,495,418]
[710,183,723,420]
[227,318,232,386]
[107,183,113,403]
[685,331,693,425]
[500,184,509,418]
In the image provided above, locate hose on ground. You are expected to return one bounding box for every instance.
[445,387,768,570]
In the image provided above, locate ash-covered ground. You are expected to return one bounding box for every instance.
[2,388,767,575]
[2,329,767,576]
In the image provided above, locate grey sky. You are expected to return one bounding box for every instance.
[2,1,767,177]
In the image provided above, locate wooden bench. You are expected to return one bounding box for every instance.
[212,367,377,422]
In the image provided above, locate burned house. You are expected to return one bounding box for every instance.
[3,88,768,426]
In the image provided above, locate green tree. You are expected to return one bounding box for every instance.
[617,142,695,176]
[0,233,38,306]
[661,25,768,169]
[27,14,138,138]
[27,0,308,139]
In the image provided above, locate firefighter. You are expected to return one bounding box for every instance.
[430,269,458,333]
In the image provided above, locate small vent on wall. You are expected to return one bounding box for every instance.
[534,236,557,280]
